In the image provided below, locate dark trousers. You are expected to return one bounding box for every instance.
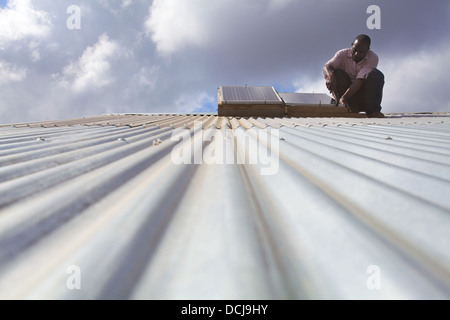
[333,69,385,114]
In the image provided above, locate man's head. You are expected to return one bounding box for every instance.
[351,34,371,63]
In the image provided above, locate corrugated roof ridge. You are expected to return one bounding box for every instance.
[229,117,241,130]
[199,115,216,129]
[151,115,189,128]
[0,126,146,166]
[282,126,450,182]
[246,117,268,129]
[335,126,450,153]
[257,118,282,129]
[0,126,176,209]
[275,132,450,278]
[279,127,450,206]
[0,126,174,182]
[15,115,120,128]
[236,118,254,130]
[0,125,119,143]
[214,117,231,130]
[235,134,450,299]
[0,136,180,269]
[295,125,450,168]
[2,112,450,129]
[183,115,212,130]
[271,118,297,128]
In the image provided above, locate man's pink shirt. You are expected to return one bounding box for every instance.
[326,48,378,81]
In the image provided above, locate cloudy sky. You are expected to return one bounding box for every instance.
[0,0,449,123]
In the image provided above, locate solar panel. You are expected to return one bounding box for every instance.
[220,86,283,105]
[279,92,333,105]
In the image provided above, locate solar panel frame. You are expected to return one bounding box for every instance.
[220,86,283,105]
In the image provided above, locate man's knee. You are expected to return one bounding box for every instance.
[366,69,384,83]
[332,69,351,93]
[333,69,350,81]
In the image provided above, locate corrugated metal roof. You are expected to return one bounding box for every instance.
[1,113,450,300]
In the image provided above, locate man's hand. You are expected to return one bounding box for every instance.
[339,79,364,112]
[340,94,357,112]
[325,72,340,106]
[340,95,351,112]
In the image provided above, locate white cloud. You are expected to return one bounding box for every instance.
[144,0,214,56]
[293,77,329,95]
[0,0,52,45]
[144,0,293,56]
[0,60,26,84]
[121,0,133,9]
[381,43,450,113]
[28,40,41,62]
[175,92,216,113]
[56,33,120,93]
[98,0,134,15]
[137,65,159,88]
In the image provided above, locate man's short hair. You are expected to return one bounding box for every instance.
[354,34,371,47]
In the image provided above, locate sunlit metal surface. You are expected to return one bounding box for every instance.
[0,113,449,300]
[278,92,333,105]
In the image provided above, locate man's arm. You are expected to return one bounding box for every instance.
[323,63,335,92]
[323,49,346,91]
[340,79,364,106]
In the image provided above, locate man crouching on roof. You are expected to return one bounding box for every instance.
[323,34,385,118]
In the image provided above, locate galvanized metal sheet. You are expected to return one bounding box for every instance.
[0,113,449,300]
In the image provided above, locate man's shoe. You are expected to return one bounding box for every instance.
[366,111,385,118]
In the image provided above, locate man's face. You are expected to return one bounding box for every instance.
[351,39,369,63]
